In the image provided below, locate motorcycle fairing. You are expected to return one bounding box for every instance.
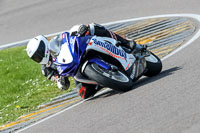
[53,33,136,77]
[54,32,92,76]
[86,36,136,71]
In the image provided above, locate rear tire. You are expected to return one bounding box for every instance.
[144,52,162,77]
[84,63,133,91]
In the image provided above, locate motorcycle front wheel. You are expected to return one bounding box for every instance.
[84,63,134,91]
[144,51,162,77]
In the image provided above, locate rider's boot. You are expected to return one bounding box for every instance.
[119,41,146,54]
[76,83,102,99]
[111,32,146,53]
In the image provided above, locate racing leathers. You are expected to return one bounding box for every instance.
[41,56,70,90]
[41,23,139,98]
[69,23,137,50]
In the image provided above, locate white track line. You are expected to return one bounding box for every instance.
[161,15,200,61]
[15,88,112,133]
[14,13,200,133]
[1,13,199,50]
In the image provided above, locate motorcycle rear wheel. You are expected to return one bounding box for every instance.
[84,63,134,91]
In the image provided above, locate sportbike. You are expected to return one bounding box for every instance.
[53,32,162,91]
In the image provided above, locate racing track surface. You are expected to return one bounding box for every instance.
[1,0,200,133]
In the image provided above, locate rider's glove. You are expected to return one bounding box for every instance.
[56,76,70,90]
[77,24,88,36]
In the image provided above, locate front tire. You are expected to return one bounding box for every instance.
[84,63,133,91]
[144,52,162,77]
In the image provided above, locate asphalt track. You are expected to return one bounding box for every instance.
[1,0,200,133]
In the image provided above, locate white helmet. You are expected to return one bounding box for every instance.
[26,35,50,64]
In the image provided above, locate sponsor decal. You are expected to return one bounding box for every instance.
[130,64,136,79]
[92,38,127,60]
[125,61,131,70]
[57,66,64,74]
[45,50,49,58]
[62,34,65,39]
[88,42,92,45]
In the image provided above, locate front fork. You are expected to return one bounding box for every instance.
[127,53,149,81]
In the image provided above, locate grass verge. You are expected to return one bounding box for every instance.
[0,46,75,126]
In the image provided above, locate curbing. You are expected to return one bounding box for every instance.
[37,90,78,109]
[0,30,65,50]
[0,39,29,50]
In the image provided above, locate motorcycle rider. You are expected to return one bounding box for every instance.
[26,23,143,99]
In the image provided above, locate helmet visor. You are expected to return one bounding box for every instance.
[31,40,46,63]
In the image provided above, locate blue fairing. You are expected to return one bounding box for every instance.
[54,32,92,76]
[88,58,111,70]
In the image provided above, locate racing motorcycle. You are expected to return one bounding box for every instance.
[53,32,162,91]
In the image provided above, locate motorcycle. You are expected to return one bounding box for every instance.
[53,32,162,91]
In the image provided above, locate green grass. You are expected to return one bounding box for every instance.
[0,46,75,125]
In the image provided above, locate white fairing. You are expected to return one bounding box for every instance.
[86,36,135,71]
[57,43,73,64]
[145,53,158,63]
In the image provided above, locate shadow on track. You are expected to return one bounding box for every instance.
[89,66,182,100]
[132,66,182,89]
